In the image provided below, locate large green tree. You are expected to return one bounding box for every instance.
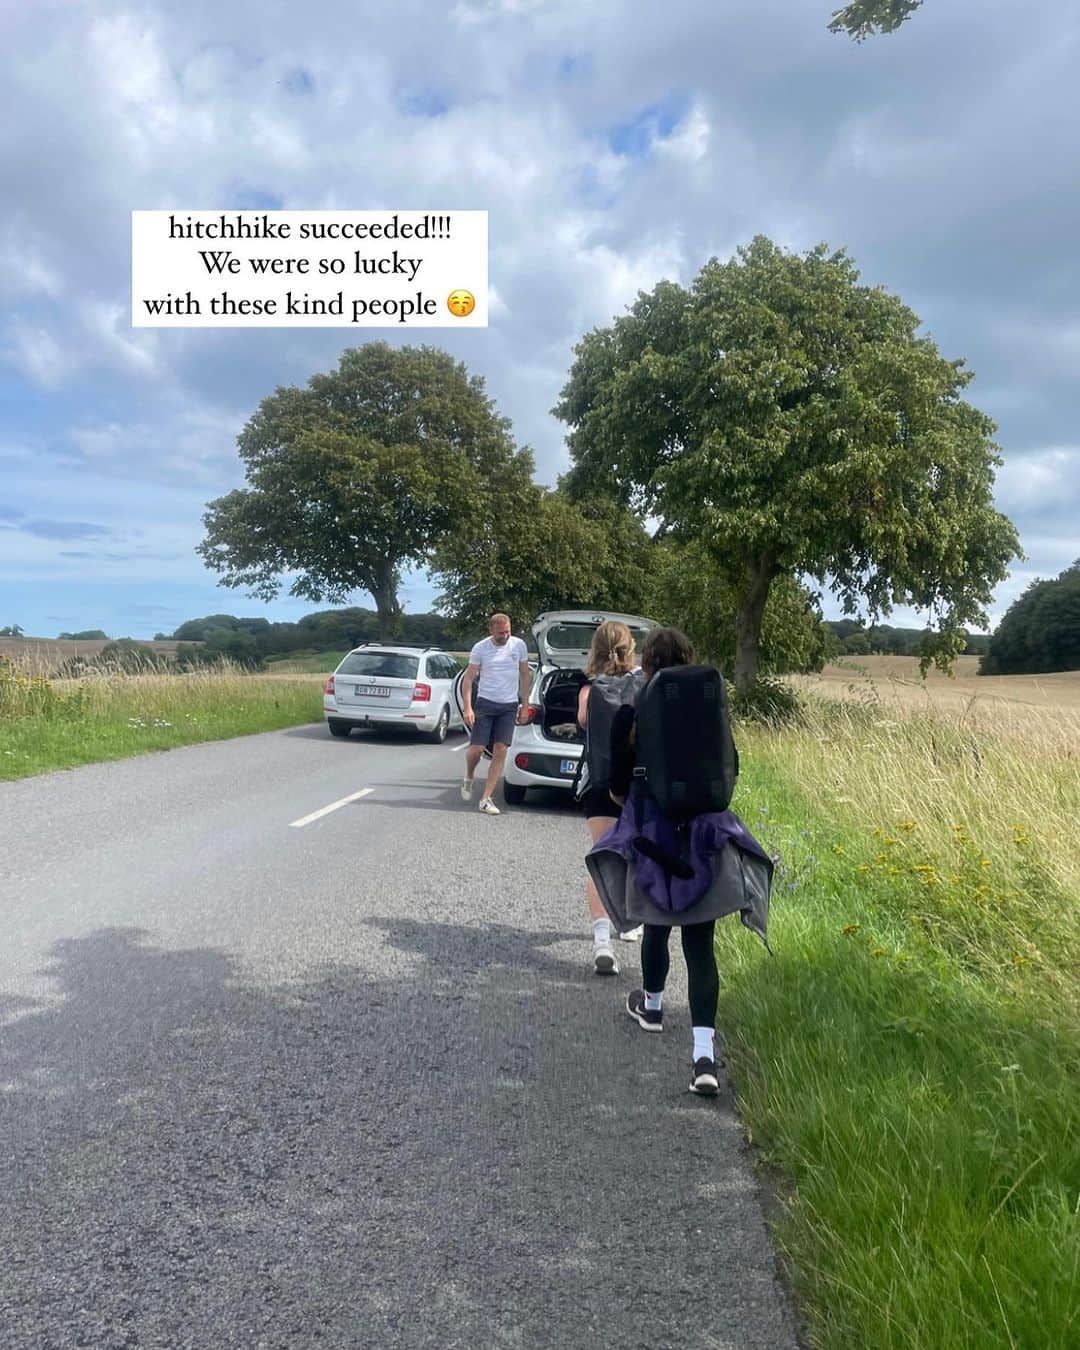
[829,1,923,39]
[980,561,1080,675]
[556,236,1020,692]
[199,344,530,638]
[431,487,654,634]
[649,539,832,677]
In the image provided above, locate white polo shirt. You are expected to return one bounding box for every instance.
[469,635,529,704]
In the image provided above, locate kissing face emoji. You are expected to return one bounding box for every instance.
[447,289,476,317]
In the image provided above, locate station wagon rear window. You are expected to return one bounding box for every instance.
[337,653,419,679]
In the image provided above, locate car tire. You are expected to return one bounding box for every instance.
[502,781,527,806]
[425,705,450,744]
[327,718,352,738]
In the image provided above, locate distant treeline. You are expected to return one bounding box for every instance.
[824,620,990,658]
[155,608,468,669]
[979,561,1079,676]
[48,608,1002,676]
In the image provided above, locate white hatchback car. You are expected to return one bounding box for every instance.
[496,610,658,805]
[324,645,465,743]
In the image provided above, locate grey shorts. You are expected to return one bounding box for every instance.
[470,697,519,748]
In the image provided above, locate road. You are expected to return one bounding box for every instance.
[0,725,799,1349]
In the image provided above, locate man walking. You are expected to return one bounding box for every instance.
[460,613,531,815]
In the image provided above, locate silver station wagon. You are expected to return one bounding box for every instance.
[324,645,465,743]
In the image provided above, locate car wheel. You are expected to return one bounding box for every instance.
[502,781,526,806]
[425,705,450,744]
[327,718,352,738]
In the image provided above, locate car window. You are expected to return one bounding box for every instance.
[337,652,420,680]
[546,622,651,651]
[426,655,447,680]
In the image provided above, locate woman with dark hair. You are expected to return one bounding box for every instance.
[605,626,730,1096]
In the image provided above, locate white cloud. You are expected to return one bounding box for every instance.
[2,320,73,388]
[0,227,61,301]
[995,447,1080,514]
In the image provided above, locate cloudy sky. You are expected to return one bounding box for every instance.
[2,0,1077,639]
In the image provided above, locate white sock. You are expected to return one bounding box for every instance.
[592,918,611,946]
[693,1026,715,1063]
[644,990,663,1012]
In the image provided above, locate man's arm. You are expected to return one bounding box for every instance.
[461,662,479,726]
[515,658,532,724]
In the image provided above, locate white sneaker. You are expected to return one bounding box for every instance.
[593,943,618,975]
[617,926,644,942]
[460,777,475,802]
[478,797,500,815]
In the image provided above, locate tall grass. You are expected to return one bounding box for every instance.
[0,655,322,779]
[720,694,1079,1349]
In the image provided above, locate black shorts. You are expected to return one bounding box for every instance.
[581,786,620,820]
[469,697,518,748]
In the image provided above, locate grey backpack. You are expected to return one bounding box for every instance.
[575,671,643,799]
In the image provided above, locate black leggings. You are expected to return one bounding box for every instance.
[641,921,718,1028]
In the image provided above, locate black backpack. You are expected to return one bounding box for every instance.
[633,665,739,820]
[576,670,643,798]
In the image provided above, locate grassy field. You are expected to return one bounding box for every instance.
[266,649,471,674]
[0,659,321,780]
[264,650,349,674]
[0,636,197,676]
[718,677,1079,1348]
[794,653,1080,713]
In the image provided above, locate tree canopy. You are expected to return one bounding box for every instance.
[556,235,1020,691]
[430,487,654,633]
[199,343,531,638]
[829,1,923,40]
[980,562,1080,675]
[649,540,833,677]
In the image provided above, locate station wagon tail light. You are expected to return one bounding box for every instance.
[412,683,431,702]
[524,704,540,723]
[515,754,529,769]
[324,675,335,695]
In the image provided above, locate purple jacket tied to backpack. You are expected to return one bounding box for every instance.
[586,791,773,944]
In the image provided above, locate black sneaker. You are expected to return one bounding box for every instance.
[689,1057,720,1095]
[625,989,663,1032]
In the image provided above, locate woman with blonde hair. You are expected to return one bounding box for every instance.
[575,621,643,975]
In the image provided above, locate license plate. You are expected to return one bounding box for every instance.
[560,759,577,775]
[355,685,391,698]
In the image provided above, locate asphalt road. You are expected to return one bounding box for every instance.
[0,725,800,1349]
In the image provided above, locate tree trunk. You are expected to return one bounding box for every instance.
[371,558,403,641]
[734,556,777,694]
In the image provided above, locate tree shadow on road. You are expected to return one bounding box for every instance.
[0,925,798,1350]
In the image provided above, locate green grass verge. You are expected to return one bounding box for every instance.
[717,717,1078,1349]
[0,675,322,781]
[264,650,347,673]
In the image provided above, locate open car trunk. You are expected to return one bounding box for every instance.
[539,668,588,743]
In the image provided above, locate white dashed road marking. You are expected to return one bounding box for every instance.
[289,788,373,828]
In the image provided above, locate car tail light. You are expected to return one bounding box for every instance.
[412,683,431,702]
[324,675,335,695]
[524,704,540,723]
[515,753,529,769]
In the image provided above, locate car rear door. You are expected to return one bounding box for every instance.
[531,611,658,669]
[334,651,419,711]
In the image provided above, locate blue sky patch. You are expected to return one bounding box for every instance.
[401,88,451,118]
[282,67,315,96]
[607,94,690,158]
